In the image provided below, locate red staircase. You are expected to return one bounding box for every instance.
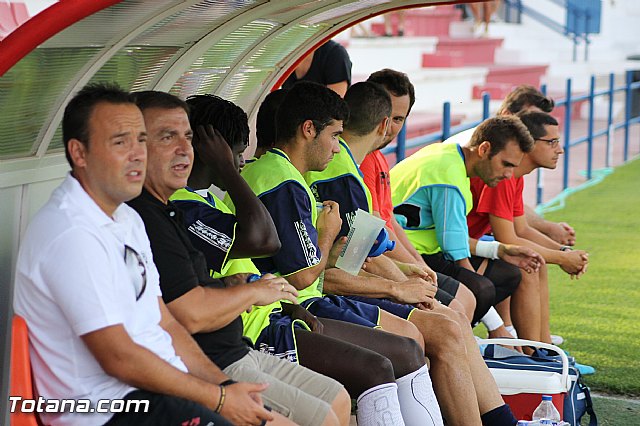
[0,2,29,41]
[371,6,461,37]
[378,6,549,104]
[424,37,504,67]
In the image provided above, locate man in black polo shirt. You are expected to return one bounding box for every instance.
[127,91,350,426]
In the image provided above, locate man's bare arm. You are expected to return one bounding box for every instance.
[285,201,342,290]
[167,278,297,335]
[525,204,575,246]
[81,320,220,410]
[324,267,435,305]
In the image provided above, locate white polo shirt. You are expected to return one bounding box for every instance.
[14,173,187,426]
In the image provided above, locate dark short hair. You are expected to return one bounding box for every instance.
[470,116,535,157]
[275,81,349,144]
[367,68,416,116]
[62,82,135,167]
[343,81,391,136]
[516,111,559,140]
[133,90,189,114]
[256,89,288,149]
[498,85,554,115]
[186,94,249,150]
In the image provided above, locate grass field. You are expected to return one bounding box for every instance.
[543,159,640,397]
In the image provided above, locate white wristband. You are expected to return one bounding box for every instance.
[480,307,504,331]
[475,240,500,259]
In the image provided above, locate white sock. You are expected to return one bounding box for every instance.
[356,383,405,426]
[505,325,518,338]
[480,307,504,331]
[396,364,444,426]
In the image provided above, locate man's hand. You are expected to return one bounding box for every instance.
[392,277,437,305]
[194,125,236,176]
[396,261,437,285]
[327,236,347,269]
[250,275,299,306]
[497,244,545,274]
[559,250,589,278]
[316,201,342,243]
[546,221,576,246]
[223,273,253,287]
[220,382,274,426]
[280,302,324,334]
[415,300,436,311]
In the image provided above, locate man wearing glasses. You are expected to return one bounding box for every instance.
[13,83,265,426]
[466,111,589,347]
[446,85,579,250]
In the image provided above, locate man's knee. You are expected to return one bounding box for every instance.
[386,333,425,375]
[382,312,425,351]
[360,352,396,388]
[466,274,496,317]
[423,315,465,357]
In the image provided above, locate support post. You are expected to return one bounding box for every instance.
[606,73,614,168]
[587,75,595,179]
[563,78,572,190]
[624,70,632,161]
[396,122,407,162]
[442,101,451,142]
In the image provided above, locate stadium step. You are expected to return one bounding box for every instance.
[484,63,549,87]
[370,5,461,37]
[0,2,29,40]
[424,37,504,67]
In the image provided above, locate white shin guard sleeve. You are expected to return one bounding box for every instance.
[396,364,444,426]
[356,382,406,426]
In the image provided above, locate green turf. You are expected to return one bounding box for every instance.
[542,159,640,396]
[591,394,640,425]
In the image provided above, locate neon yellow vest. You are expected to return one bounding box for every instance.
[303,138,373,212]
[230,148,322,302]
[390,143,472,255]
[170,187,276,343]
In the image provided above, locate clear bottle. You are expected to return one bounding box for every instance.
[532,395,561,424]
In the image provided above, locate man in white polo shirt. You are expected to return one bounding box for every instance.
[13,83,271,426]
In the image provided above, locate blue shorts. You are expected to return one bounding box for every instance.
[253,311,310,363]
[302,295,381,328]
[343,295,415,320]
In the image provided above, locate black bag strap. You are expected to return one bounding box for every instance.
[581,381,598,426]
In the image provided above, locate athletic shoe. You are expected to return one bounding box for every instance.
[575,362,596,375]
[551,334,564,345]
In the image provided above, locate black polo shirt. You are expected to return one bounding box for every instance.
[283,40,352,88]
[128,189,250,369]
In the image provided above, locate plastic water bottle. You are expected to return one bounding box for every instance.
[532,395,561,424]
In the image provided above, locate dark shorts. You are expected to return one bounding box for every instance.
[434,272,460,306]
[253,310,309,363]
[342,295,415,320]
[105,389,232,426]
[302,295,381,328]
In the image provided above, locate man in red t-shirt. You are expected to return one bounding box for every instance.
[361,69,478,323]
[467,112,589,345]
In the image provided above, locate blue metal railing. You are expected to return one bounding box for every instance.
[503,0,599,62]
[382,70,640,208]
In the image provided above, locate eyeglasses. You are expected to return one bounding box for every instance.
[536,137,561,148]
[124,245,147,301]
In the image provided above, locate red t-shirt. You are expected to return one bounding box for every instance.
[467,176,525,239]
[360,150,393,226]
